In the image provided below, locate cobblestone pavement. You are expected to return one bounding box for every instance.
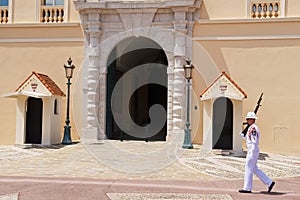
[0,192,18,200]
[179,145,300,180]
[0,141,210,180]
[0,141,299,199]
[0,141,299,181]
[106,193,233,200]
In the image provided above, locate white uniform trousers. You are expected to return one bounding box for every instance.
[244,147,272,191]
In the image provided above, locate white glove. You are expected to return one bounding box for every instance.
[240,132,246,138]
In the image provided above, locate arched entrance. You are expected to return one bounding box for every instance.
[25,97,43,144]
[212,97,233,150]
[106,37,168,141]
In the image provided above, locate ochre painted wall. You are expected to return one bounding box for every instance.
[200,0,300,19]
[0,0,82,145]
[192,19,300,155]
[200,0,246,19]
[286,0,300,17]
[11,0,80,23]
[0,24,84,145]
[13,0,37,23]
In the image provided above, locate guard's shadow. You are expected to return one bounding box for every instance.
[21,143,80,150]
[259,191,286,195]
[222,151,270,160]
[258,152,269,161]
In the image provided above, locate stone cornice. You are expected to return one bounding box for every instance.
[0,22,80,28]
[172,20,188,30]
[171,7,189,13]
[193,34,300,41]
[151,21,173,28]
[0,38,84,43]
[115,8,157,13]
[74,0,201,11]
[197,17,300,25]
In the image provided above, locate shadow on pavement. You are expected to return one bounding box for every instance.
[219,151,269,161]
[259,191,287,195]
[258,152,269,161]
[20,143,77,150]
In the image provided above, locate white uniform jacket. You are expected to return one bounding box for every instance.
[241,124,260,156]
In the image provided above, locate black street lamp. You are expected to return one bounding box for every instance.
[62,57,75,145]
[182,58,194,149]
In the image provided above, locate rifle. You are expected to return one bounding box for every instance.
[241,93,263,136]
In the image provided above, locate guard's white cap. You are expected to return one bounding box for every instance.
[245,112,258,119]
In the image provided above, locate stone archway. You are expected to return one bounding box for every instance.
[96,29,183,141]
[106,36,168,141]
[74,1,201,142]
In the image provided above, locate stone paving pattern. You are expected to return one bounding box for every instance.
[0,141,299,200]
[0,141,299,181]
[0,193,18,200]
[179,146,300,180]
[106,193,233,200]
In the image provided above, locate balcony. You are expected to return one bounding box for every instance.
[40,6,64,23]
[251,1,281,18]
[0,6,8,23]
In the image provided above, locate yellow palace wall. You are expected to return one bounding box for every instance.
[1,0,299,156]
[192,0,300,155]
[0,0,84,144]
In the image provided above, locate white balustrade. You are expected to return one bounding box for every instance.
[251,1,280,18]
[41,6,64,23]
[0,6,8,23]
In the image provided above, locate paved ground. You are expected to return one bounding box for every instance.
[0,140,299,199]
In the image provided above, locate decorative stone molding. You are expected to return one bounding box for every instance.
[74,0,202,142]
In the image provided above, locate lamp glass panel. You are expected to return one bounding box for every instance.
[65,67,73,78]
[184,66,192,79]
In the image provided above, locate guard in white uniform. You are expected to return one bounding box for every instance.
[239,112,275,193]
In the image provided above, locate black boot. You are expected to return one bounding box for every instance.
[239,189,251,193]
[268,182,275,193]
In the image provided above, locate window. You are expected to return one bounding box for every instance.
[42,0,64,6]
[0,0,8,6]
[54,99,58,115]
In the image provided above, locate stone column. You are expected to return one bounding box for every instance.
[82,11,102,142]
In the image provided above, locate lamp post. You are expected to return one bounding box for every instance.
[62,57,75,145]
[182,58,194,149]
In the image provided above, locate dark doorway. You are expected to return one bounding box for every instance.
[25,97,43,144]
[106,37,168,141]
[212,97,233,150]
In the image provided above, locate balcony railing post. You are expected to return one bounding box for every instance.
[41,6,64,23]
[251,1,280,19]
[0,7,8,23]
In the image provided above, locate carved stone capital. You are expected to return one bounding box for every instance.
[173,20,188,34]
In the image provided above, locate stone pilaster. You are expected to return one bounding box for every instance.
[82,11,102,142]
[98,63,107,140]
[166,65,174,139]
[172,8,189,132]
